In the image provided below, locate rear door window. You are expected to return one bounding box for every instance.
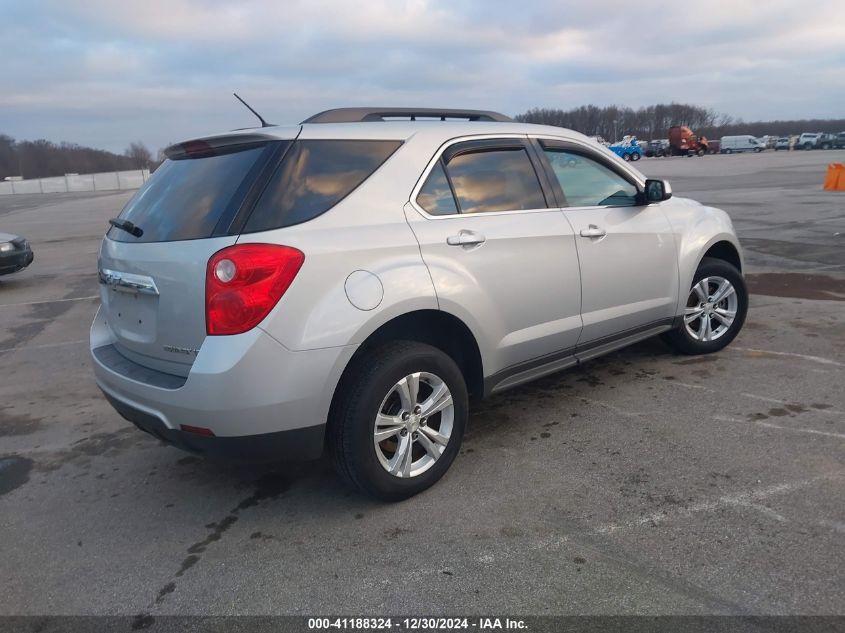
[108,143,277,243]
[444,148,546,214]
[244,139,402,232]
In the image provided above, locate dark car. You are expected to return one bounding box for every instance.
[815,134,837,150]
[0,232,34,276]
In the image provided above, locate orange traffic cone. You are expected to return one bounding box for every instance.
[823,163,845,191]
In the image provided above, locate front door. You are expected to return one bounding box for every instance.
[537,140,679,345]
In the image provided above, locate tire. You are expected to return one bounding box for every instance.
[328,341,468,501]
[725,148,733,154]
[804,143,813,150]
[661,257,748,356]
[622,153,631,161]
[754,147,762,153]
[631,152,641,161]
[821,143,831,150]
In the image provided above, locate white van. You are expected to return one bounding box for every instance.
[720,135,764,154]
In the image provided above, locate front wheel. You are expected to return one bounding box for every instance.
[329,341,468,501]
[661,258,748,355]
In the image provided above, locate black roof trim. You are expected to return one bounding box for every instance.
[302,107,513,124]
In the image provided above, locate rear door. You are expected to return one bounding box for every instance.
[97,132,296,376]
[406,137,583,387]
[535,139,679,348]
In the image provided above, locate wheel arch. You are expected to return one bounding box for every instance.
[669,204,744,316]
[328,309,485,431]
[701,240,742,273]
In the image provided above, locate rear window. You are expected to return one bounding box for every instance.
[243,139,401,232]
[108,143,278,243]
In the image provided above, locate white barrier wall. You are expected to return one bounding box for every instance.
[0,169,150,195]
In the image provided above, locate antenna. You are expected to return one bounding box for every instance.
[233,93,274,128]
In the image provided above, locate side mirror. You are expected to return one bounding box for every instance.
[644,178,672,203]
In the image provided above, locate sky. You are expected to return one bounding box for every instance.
[2,0,844,153]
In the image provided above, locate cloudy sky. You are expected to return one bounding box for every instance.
[2,0,843,153]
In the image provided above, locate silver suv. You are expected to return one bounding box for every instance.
[91,107,747,500]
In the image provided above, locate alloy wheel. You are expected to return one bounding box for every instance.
[683,276,738,342]
[373,372,454,478]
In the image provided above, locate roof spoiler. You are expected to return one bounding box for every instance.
[302,107,512,124]
[163,132,281,160]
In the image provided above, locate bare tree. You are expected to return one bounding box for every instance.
[515,104,845,141]
[125,142,153,170]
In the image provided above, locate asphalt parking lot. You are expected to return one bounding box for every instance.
[1,150,843,619]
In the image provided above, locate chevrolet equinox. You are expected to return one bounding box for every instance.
[91,108,747,500]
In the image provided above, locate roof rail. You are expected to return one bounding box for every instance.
[301,107,513,124]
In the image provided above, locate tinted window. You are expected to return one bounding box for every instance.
[245,139,401,231]
[544,149,638,207]
[445,148,546,214]
[109,144,273,243]
[416,161,458,216]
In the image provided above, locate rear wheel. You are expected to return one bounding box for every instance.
[662,258,748,355]
[622,152,631,161]
[329,341,468,501]
[631,152,641,161]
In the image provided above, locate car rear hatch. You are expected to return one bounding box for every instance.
[97,128,299,377]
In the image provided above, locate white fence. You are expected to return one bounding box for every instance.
[0,169,150,195]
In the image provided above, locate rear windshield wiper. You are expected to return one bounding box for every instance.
[108,218,144,238]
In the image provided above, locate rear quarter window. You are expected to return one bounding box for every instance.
[243,139,402,232]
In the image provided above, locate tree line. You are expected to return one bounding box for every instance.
[515,103,845,141]
[3,102,844,180]
[0,135,154,181]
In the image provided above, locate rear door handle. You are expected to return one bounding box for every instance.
[446,231,486,247]
[579,224,607,238]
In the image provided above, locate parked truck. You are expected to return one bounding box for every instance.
[607,136,643,161]
[668,126,709,157]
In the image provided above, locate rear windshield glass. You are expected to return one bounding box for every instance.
[108,143,275,243]
[243,139,401,232]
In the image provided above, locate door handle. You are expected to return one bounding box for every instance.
[446,231,486,247]
[579,224,607,238]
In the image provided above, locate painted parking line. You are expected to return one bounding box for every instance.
[0,295,99,309]
[714,415,845,440]
[730,346,845,368]
[590,475,840,535]
[652,376,845,418]
[0,339,87,354]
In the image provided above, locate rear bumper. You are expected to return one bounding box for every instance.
[101,389,325,461]
[91,307,356,461]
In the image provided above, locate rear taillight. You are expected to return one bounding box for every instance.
[206,244,304,336]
